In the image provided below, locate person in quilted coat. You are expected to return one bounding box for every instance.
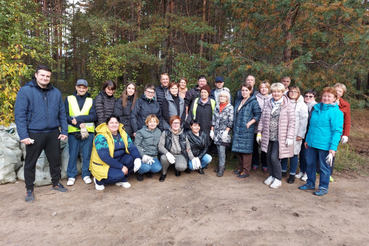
[232,83,261,180]
[257,83,295,189]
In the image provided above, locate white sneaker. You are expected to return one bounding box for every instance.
[301,173,308,181]
[67,178,75,186]
[116,182,131,188]
[270,179,282,189]
[83,176,92,184]
[94,177,105,191]
[264,176,275,186]
[295,172,303,179]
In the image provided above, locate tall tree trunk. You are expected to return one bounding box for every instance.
[199,0,206,58]
[282,4,300,64]
[356,76,361,100]
[366,71,369,97]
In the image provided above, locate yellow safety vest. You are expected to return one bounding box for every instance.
[67,95,95,133]
[192,98,216,120]
[89,123,130,181]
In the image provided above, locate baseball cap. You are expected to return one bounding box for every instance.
[76,79,88,87]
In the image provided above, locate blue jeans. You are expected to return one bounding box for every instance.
[96,154,134,185]
[67,133,94,179]
[281,155,298,175]
[305,147,330,190]
[137,158,162,174]
[189,154,212,170]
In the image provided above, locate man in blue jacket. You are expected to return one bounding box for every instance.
[14,64,68,202]
[64,79,97,186]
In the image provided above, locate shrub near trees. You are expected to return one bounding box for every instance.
[1,0,369,125]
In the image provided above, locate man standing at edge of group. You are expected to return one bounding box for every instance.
[281,76,291,94]
[155,73,170,108]
[185,75,208,116]
[64,79,97,186]
[234,75,258,105]
[14,64,68,203]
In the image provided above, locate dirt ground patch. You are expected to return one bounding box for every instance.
[1,109,369,245]
[1,168,368,246]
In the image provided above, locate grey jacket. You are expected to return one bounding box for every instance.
[163,93,185,129]
[134,126,161,159]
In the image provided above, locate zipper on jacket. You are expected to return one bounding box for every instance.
[44,90,49,130]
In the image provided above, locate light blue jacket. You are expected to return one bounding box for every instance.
[305,102,343,151]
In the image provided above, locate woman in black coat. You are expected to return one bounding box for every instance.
[95,80,117,126]
[131,84,163,137]
[113,82,137,137]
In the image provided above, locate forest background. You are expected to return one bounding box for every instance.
[1,0,369,125]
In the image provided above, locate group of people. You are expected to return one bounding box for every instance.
[14,64,350,203]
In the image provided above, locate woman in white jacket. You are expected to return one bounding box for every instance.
[281,86,308,184]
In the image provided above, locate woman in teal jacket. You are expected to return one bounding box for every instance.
[299,87,343,196]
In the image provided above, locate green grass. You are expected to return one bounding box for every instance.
[334,144,369,176]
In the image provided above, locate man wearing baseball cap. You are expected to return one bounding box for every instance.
[210,76,232,105]
[64,79,97,186]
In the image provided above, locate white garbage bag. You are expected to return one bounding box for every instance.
[0,142,17,184]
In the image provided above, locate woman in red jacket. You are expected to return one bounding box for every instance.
[334,83,351,143]
[329,83,351,181]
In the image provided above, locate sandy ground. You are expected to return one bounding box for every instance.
[1,166,368,246]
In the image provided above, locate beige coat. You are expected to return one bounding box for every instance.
[257,95,295,159]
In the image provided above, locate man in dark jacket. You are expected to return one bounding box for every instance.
[184,75,208,115]
[234,75,259,105]
[14,64,68,202]
[64,79,97,186]
[210,76,232,104]
[281,76,291,94]
[155,73,170,108]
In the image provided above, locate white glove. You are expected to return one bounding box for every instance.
[221,131,229,142]
[326,153,333,166]
[285,138,293,147]
[166,152,176,164]
[209,130,215,140]
[29,139,35,144]
[256,133,261,145]
[192,157,201,170]
[80,127,89,140]
[147,158,155,165]
[133,158,141,173]
[341,135,348,144]
[142,155,151,163]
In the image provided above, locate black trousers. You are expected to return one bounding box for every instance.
[24,130,62,191]
[266,140,282,180]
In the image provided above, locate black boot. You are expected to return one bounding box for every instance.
[287,174,295,184]
[136,173,143,181]
[159,174,166,182]
[217,166,225,177]
[185,168,191,174]
[175,170,181,176]
[282,171,287,178]
[146,172,152,178]
[198,168,205,175]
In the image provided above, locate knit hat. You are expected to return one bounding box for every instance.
[200,85,211,95]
